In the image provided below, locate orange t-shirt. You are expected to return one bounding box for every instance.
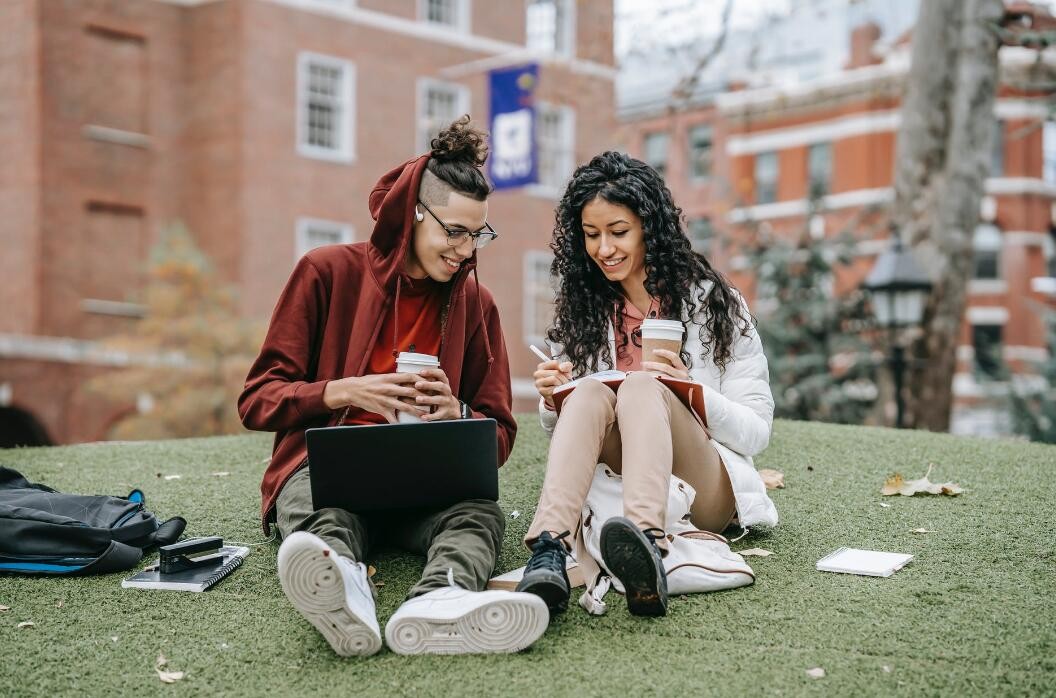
[614,296,661,372]
[345,275,444,425]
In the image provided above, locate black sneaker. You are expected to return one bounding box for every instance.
[516,530,571,615]
[600,517,668,617]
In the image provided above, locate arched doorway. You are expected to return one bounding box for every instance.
[0,407,53,448]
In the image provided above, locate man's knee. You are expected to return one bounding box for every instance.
[437,499,505,541]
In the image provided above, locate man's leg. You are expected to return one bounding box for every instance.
[382,499,548,655]
[274,467,382,656]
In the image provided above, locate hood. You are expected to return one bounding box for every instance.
[366,154,478,292]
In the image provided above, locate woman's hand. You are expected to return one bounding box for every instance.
[642,349,690,380]
[323,374,426,423]
[414,368,462,421]
[534,359,574,409]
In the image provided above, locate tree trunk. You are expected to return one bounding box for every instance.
[892,0,1004,431]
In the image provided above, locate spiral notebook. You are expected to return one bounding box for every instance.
[121,545,249,592]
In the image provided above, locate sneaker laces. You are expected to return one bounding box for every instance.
[524,530,571,573]
[641,527,668,558]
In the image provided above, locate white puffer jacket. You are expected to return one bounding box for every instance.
[539,280,779,528]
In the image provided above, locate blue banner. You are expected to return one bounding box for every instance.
[489,64,538,190]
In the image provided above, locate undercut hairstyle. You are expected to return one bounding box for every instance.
[547,151,754,374]
[421,114,492,206]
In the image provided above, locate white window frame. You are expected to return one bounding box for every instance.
[296,217,354,259]
[418,0,471,33]
[526,0,575,58]
[527,101,575,198]
[296,52,355,163]
[1043,120,1056,185]
[416,78,471,154]
[523,250,556,346]
[687,124,713,183]
[972,222,1002,280]
[643,131,670,178]
[755,151,779,205]
[304,0,356,9]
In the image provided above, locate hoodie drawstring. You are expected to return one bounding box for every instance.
[391,275,403,359]
[473,266,494,368]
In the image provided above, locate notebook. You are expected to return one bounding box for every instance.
[551,370,708,427]
[815,547,913,577]
[121,545,250,592]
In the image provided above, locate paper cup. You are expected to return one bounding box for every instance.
[640,319,685,367]
[395,352,440,424]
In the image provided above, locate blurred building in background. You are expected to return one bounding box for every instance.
[618,2,1056,435]
[0,0,616,445]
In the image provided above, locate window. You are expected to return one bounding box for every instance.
[296,218,353,259]
[688,217,714,255]
[419,0,469,31]
[688,125,713,182]
[972,324,1003,379]
[755,151,779,204]
[990,119,1004,177]
[1044,120,1056,184]
[417,79,470,154]
[972,222,1002,280]
[643,132,670,178]
[297,53,355,162]
[85,25,147,135]
[524,251,556,344]
[526,0,574,57]
[808,142,832,198]
[535,103,575,191]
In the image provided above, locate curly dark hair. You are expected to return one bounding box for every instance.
[547,151,754,375]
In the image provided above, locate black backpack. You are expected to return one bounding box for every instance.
[0,466,186,575]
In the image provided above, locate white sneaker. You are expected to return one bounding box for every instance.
[277,532,382,657]
[385,581,549,655]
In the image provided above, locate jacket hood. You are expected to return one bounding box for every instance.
[366,154,478,291]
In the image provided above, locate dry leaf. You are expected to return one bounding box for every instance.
[17,621,34,629]
[155,654,185,684]
[163,474,181,481]
[0,605,9,612]
[212,472,230,478]
[881,465,962,497]
[911,528,936,534]
[367,565,377,578]
[55,600,64,608]
[758,469,785,489]
[882,665,892,673]
[806,667,825,679]
[879,503,891,508]
[510,510,521,519]
[739,548,774,557]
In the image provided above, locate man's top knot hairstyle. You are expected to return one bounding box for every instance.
[424,114,492,202]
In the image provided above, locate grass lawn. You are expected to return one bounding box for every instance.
[1,418,1054,697]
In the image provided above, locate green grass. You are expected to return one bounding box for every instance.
[1,418,1054,697]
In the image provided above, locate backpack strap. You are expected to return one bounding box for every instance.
[153,517,186,547]
[69,540,144,576]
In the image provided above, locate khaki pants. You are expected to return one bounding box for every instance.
[525,372,736,551]
[275,467,505,599]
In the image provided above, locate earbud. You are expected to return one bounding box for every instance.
[414,207,424,222]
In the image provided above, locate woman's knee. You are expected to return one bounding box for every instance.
[562,377,616,413]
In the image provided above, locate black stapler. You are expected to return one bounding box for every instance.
[159,536,225,574]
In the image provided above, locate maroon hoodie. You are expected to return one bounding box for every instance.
[238,155,516,533]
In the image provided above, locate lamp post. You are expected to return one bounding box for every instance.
[862,232,933,429]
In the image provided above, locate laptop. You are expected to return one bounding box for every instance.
[305,419,499,513]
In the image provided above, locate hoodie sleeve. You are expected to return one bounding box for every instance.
[238,256,333,432]
[459,292,518,467]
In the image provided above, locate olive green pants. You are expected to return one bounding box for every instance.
[275,467,505,599]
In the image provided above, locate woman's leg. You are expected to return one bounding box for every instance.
[523,378,618,547]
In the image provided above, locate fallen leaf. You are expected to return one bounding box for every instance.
[17,621,34,629]
[155,654,185,684]
[55,600,64,608]
[111,636,119,642]
[881,464,962,497]
[510,510,521,519]
[212,472,230,478]
[0,605,9,612]
[163,474,181,481]
[739,548,774,557]
[367,565,377,578]
[758,468,785,489]
[806,667,825,679]
[879,502,891,508]
[882,665,892,673]
[911,528,936,534]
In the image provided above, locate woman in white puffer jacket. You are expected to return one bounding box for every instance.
[515,151,778,618]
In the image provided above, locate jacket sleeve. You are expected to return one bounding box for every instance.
[238,256,333,432]
[703,315,774,457]
[460,295,518,467]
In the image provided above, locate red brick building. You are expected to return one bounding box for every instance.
[620,16,1056,435]
[0,0,617,445]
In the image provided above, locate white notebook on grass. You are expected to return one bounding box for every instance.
[816,548,913,577]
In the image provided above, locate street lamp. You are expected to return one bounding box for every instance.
[862,232,933,428]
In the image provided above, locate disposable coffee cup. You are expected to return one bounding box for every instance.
[640,319,685,367]
[395,352,440,424]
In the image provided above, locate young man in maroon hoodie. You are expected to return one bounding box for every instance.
[239,118,548,656]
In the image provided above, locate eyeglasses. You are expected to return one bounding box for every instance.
[417,199,498,250]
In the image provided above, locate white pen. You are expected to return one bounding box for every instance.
[529,344,552,363]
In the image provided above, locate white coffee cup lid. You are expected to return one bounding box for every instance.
[396,352,439,365]
[640,319,684,333]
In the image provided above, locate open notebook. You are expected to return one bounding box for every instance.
[122,545,249,592]
[551,370,708,427]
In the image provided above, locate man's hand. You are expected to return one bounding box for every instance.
[323,374,426,424]
[641,349,690,380]
[414,368,462,421]
[534,359,574,410]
